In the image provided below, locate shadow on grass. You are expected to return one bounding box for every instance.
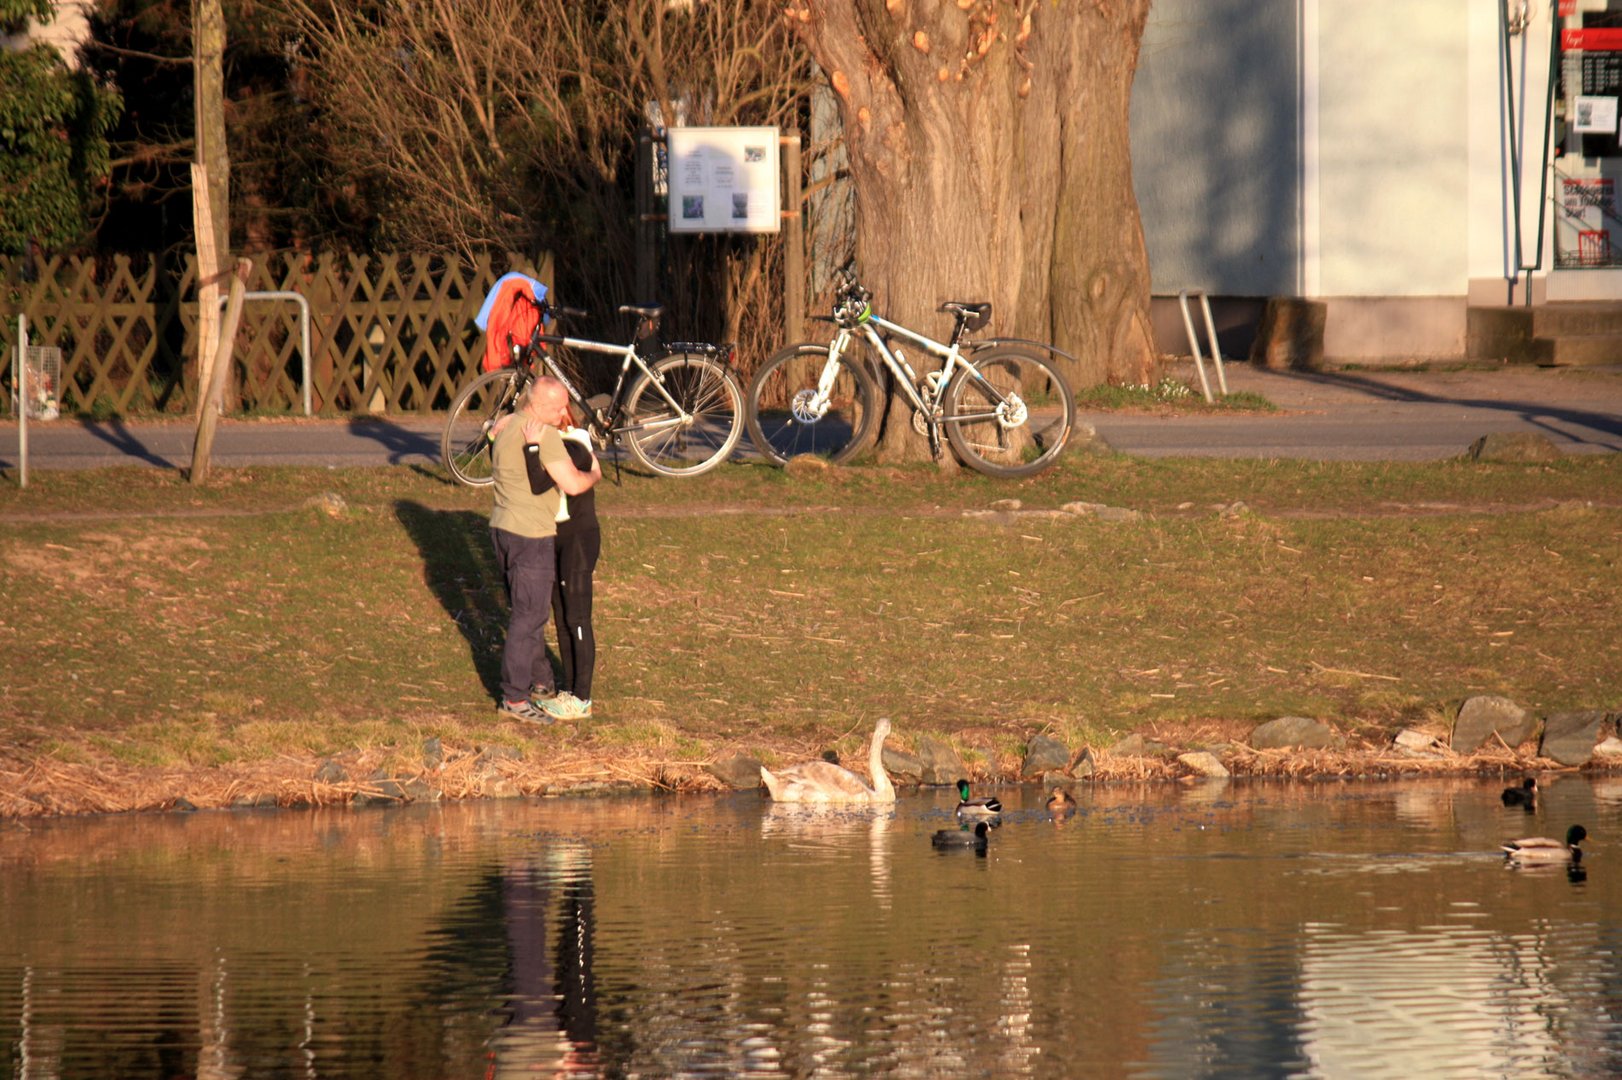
[395,500,506,702]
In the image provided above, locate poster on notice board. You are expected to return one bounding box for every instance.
[666,127,781,234]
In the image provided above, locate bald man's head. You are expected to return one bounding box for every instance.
[526,376,573,426]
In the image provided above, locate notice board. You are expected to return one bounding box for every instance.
[666,127,781,234]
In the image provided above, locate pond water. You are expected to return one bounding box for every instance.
[3,776,1620,1079]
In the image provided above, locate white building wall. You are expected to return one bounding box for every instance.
[1131,0,1300,298]
[1315,0,1470,299]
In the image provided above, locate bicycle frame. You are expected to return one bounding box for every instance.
[530,331,703,443]
[823,314,966,420]
[816,307,1034,439]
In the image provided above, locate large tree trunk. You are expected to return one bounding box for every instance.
[791,0,1155,461]
[1024,2,1156,388]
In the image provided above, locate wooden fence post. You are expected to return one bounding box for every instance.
[190,258,253,484]
[782,134,804,345]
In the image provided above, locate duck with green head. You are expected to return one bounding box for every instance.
[1502,824,1587,864]
[955,778,1002,821]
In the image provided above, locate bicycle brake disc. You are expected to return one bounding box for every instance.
[996,395,1029,429]
[790,389,828,424]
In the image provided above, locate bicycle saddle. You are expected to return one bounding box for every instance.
[619,303,664,320]
[939,301,992,332]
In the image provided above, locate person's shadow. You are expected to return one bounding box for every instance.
[395,501,507,700]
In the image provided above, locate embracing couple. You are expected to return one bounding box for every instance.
[488,376,603,725]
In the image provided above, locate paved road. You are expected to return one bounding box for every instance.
[5,362,1620,472]
[1094,362,1622,461]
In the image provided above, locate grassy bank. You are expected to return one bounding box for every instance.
[2,452,1619,815]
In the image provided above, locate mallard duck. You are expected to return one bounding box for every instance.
[760,718,897,803]
[933,821,990,850]
[1502,824,1587,863]
[1047,786,1076,814]
[1500,777,1537,808]
[954,778,1002,820]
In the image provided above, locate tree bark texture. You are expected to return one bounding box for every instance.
[192,0,232,408]
[789,0,1155,458]
[192,0,229,262]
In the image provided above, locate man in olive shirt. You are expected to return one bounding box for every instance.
[490,377,601,723]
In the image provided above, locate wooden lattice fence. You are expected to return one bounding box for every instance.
[0,251,549,416]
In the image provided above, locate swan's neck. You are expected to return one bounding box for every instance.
[868,728,894,800]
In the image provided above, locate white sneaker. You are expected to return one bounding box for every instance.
[549,691,592,719]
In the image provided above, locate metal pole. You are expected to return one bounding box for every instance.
[217,291,312,415]
[1177,290,1214,403]
[16,314,27,488]
[1198,292,1229,395]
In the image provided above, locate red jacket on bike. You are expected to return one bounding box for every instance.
[474,272,548,373]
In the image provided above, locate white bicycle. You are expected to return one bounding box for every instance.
[745,265,1077,478]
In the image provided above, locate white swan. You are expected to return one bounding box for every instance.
[760,718,896,803]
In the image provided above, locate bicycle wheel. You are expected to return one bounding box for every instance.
[943,346,1076,478]
[746,343,879,466]
[620,351,744,476]
[442,367,524,486]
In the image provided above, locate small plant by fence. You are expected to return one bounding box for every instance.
[0,250,549,417]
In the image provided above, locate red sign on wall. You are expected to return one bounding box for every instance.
[1564,29,1622,51]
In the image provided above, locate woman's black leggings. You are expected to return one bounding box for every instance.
[550,524,600,701]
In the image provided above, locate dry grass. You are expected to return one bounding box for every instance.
[2,457,1619,816]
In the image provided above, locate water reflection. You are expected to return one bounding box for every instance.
[1297,923,1598,1078]
[1,779,1620,1077]
[490,843,598,1077]
[760,804,893,908]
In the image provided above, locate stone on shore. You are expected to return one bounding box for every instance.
[706,754,766,790]
[1110,733,1169,757]
[1249,716,1337,750]
[1022,735,1072,777]
[1393,729,1442,756]
[314,758,348,784]
[1178,751,1230,778]
[1451,694,1535,753]
[1540,710,1610,766]
[881,745,926,784]
[915,735,965,785]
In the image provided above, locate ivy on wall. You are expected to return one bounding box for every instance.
[1,0,122,254]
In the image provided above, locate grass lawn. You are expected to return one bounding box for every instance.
[2,450,1618,814]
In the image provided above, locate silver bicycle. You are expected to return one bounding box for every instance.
[443,299,744,485]
[745,265,1077,478]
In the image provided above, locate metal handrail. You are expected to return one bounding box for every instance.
[217,291,313,415]
[1177,289,1227,403]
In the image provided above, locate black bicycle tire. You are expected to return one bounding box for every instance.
[745,342,879,466]
[441,367,524,487]
[942,346,1076,478]
[620,352,744,477]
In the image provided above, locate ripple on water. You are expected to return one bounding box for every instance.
[1,781,1620,1077]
